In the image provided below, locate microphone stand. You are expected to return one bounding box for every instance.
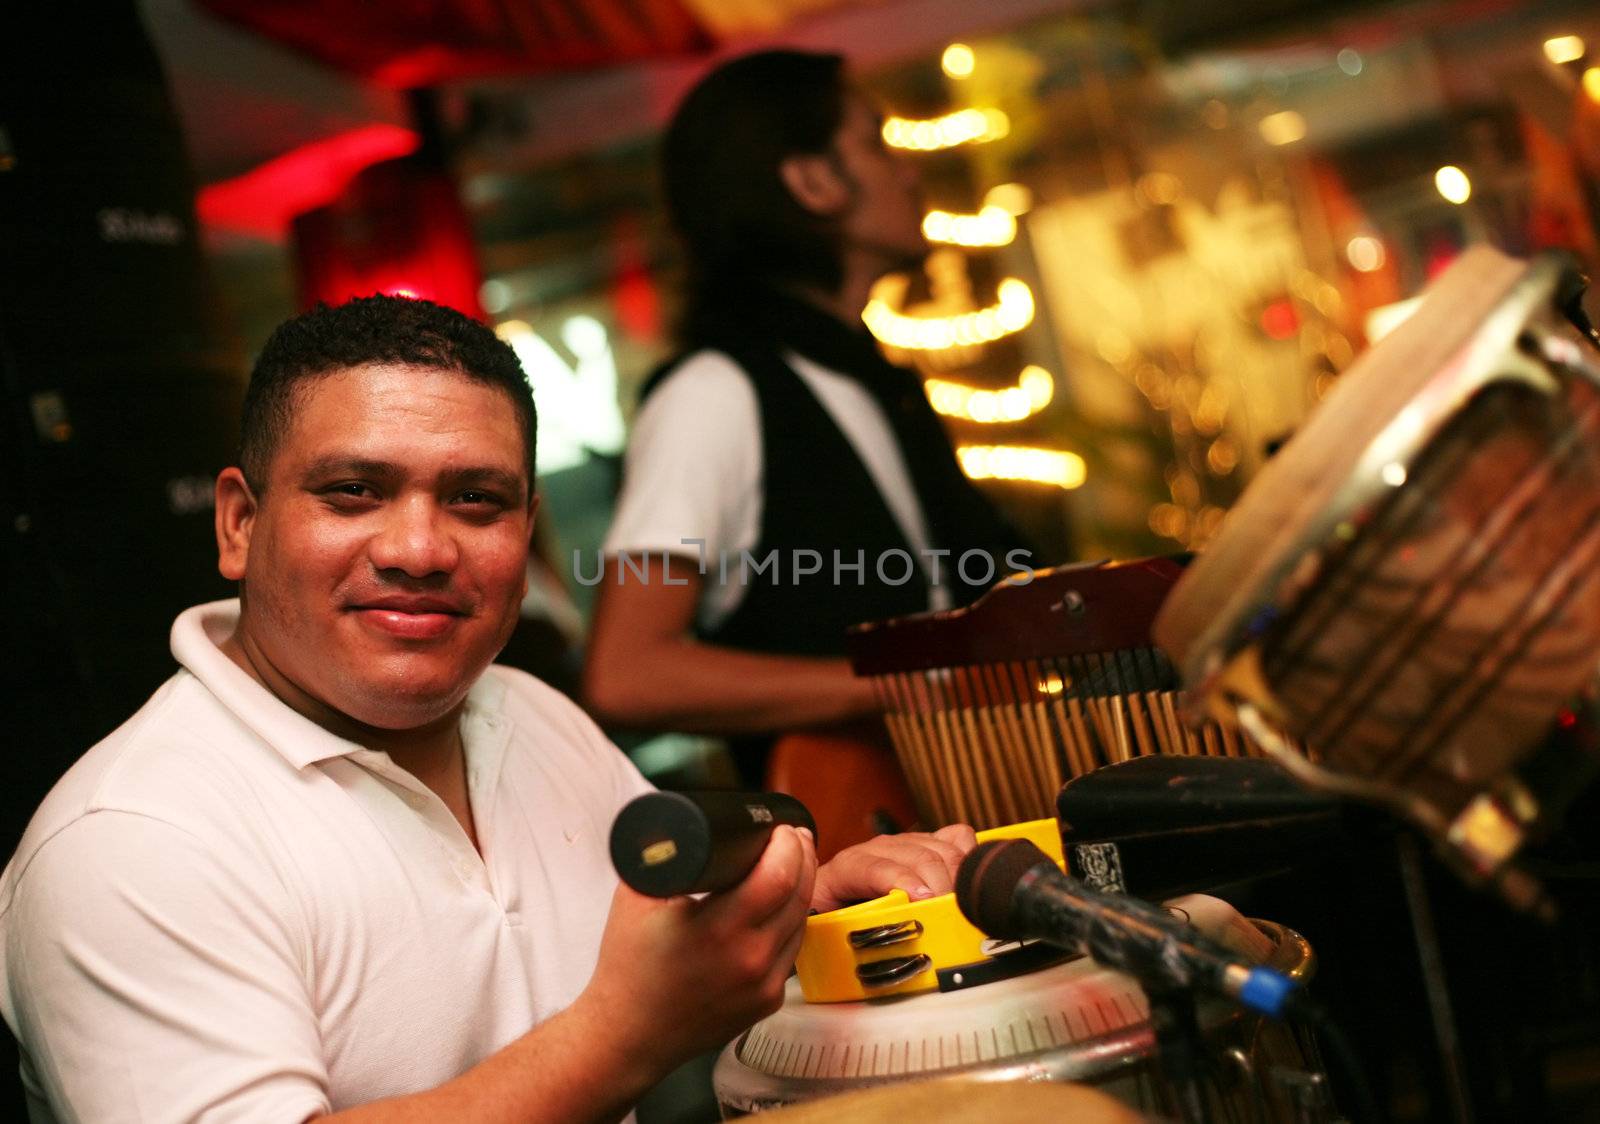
[1143,982,1211,1124]
[1080,914,1213,1124]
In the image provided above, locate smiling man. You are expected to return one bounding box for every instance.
[0,296,973,1123]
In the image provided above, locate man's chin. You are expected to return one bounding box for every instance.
[341,682,474,733]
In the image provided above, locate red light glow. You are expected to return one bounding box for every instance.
[291,156,485,319]
[197,124,420,239]
[1259,298,1301,341]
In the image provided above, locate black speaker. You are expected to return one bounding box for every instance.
[1,2,244,855]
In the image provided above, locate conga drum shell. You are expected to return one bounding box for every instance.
[743,1077,1145,1123]
[1153,248,1600,864]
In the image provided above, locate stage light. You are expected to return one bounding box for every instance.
[863,278,1034,350]
[942,44,975,79]
[922,203,1017,246]
[1544,35,1585,65]
[984,183,1033,215]
[1345,235,1386,272]
[480,279,511,314]
[883,108,1009,152]
[925,366,1054,422]
[1259,298,1300,340]
[1435,165,1471,204]
[957,444,1087,489]
[1584,67,1600,103]
[1258,110,1306,146]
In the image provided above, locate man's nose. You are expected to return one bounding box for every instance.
[369,496,459,577]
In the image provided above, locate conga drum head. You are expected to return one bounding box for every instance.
[745,1077,1145,1123]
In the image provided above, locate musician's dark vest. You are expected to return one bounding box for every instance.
[639,339,1028,658]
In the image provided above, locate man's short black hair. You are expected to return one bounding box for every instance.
[239,295,536,492]
[661,50,849,337]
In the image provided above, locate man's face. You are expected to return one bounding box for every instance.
[831,93,927,269]
[218,364,534,732]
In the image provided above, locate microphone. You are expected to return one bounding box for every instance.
[956,838,1301,1018]
[610,790,816,897]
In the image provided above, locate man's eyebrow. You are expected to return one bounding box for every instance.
[301,456,402,481]
[299,457,527,501]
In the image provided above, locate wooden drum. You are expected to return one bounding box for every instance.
[1155,247,1600,911]
[715,895,1326,1122]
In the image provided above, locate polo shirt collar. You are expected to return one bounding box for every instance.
[170,600,503,772]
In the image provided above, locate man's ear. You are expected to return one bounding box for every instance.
[520,493,542,602]
[778,152,852,217]
[215,467,258,581]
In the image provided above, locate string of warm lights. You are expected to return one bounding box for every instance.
[957,445,1087,489]
[890,45,1081,491]
[862,277,1034,350]
[882,107,1010,152]
[922,203,1017,247]
[925,366,1053,422]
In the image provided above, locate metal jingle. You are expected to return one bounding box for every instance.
[847,920,924,950]
[855,953,933,988]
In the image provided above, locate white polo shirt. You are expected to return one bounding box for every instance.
[0,600,652,1122]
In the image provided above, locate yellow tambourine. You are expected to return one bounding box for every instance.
[795,819,1065,1003]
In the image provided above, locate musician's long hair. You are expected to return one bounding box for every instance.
[660,50,848,347]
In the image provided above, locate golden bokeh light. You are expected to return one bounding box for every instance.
[883,108,1010,151]
[863,278,1035,351]
[957,445,1087,489]
[925,366,1053,423]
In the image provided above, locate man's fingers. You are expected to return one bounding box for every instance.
[934,823,979,851]
[810,826,983,911]
[930,824,978,883]
[794,827,818,918]
[773,912,808,981]
[703,825,807,929]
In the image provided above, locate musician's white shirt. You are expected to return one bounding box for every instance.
[0,599,651,1123]
[603,348,950,631]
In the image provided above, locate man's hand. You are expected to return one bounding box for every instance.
[574,824,819,1087]
[313,826,974,1124]
[810,824,978,913]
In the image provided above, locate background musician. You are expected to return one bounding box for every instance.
[586,50,1032,802]
[0,294,976,1123]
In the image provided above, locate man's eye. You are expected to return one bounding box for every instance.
[455,490,505,509]
[323,482,377,502]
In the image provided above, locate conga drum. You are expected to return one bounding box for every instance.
[741,1077,1145,1123]
[1155,247,1600,912]
[715,894,1326,1121]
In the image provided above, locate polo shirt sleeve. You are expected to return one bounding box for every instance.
[601,350,762,568]
[4,810,329,1123]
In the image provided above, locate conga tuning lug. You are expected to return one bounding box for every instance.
[1519,321,1600,388]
